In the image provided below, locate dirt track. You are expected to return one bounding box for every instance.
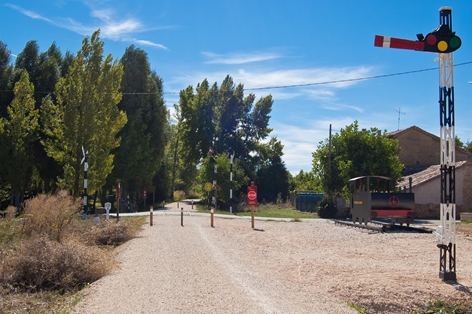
[72,205,472,314]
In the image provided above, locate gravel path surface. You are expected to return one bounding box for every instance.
[72,202,472,314]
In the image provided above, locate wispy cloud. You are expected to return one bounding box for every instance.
[169,65,375,103]
[5,3,168,50]
[202,51,283,64]
[5,4,54,23]
[319,102,364,113]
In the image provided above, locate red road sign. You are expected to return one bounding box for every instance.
[247,182,258,206]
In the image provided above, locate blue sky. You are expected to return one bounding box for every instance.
[2,0,472,175]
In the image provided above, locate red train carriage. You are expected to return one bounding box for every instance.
[349,176,415,226]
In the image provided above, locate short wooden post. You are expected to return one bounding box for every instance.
[211,208,214,228]
[251,206,255,229]
[181,207,184,227]
[150,206,153,226]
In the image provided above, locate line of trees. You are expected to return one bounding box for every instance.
[0,29,293,212]
[0,30,171,209]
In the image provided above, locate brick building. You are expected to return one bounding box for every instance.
[388,126,472,218]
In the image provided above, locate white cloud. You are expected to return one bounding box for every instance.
[5,3,168,49]
[133,39,168,50]
[5,4,54,23]
[169,65,376,103]
[202,51,283,64]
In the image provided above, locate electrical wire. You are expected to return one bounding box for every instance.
[1,61,471,95]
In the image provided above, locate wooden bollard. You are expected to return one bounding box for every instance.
[251,206,255,229]
[211,208,214,228]
[150,206,153,226]
[192,200,194,209]
[181,207,184,227]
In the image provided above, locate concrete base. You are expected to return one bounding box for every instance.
[439,271,457,281]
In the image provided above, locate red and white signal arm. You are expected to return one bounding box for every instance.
[247,182,258,206]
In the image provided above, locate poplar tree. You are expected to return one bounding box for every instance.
[0,70,39,205]
[110,45,167,198]
[41,30,127,196]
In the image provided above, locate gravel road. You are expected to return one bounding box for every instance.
[71,202,472,314]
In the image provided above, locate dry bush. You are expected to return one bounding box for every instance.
[83,218,142,247]
[21,190,82,242]
[0,236,112,292]
[173,190,186,201]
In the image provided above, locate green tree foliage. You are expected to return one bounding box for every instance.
[177,75,278,198]
[312,121,404,197]
[0,41,13,119]
[41,30,127,196]
[0,71,39,204]
[197,154,248,206]
[178,75,273,164]
[291,170,321,192]
[14,40,39,85]
[465,141,472,154]
[255,137,290,202]
[110,45,168,200]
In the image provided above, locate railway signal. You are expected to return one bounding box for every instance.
[374,7,460,281]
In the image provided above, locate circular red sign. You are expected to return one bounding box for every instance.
[388,196,399,208]
[248,191,257,201]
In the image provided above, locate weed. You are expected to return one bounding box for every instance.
[347,301,366,313]
[412,300,472,313]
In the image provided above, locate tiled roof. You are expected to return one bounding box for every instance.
[398,160,468,189]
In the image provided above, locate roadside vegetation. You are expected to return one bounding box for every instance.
[0,191,144,313]
[196,200,319,220]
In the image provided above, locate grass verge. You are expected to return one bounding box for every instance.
[196,203,319,219]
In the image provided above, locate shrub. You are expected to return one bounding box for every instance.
[83,219,140,246]
[0,206,20,245]
[0,236,111,292]
[173,190,186,201]
[21,190,82,242]
[318,197,337,218]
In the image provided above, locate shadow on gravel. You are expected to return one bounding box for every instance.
[253,228,265,232]
[447,282,472,297]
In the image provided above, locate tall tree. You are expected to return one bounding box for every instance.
[0,70,39,206]
[110,45,168,200]
[255,137,290,202]
[34,42,65,192]
[0,41,14,119]
[13,40,39,87]
[41,30,127,196]
[312,121,404,197]
[177,75,274,181]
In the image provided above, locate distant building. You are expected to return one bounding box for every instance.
[388,126,472,218]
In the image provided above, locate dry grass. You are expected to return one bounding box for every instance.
[0,236,111,292]
[0,191,144,313]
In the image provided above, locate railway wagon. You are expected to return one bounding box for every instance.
[349,175,415,226]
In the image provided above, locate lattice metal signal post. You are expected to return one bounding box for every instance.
[374,7,461,281]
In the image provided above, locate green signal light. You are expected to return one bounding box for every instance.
[449,37,460,48]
